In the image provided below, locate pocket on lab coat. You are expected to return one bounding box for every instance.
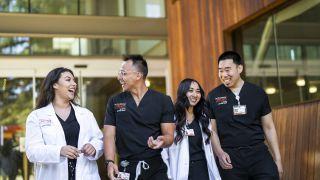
[41,125,57,145]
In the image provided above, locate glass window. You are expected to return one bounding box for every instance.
[234,16,282,107]
[30,37,79,56]
[0,37,30,55]
[0,0,166,17]
[80,38,126,56]
[233,0,320,106]
[30,0,78,15]
[0,37,167,57]
[127,39,167,57]
[0,77,33,179]
[0,0,28,12]
[125,0,165,18]
[275,2,320,104]
[80,0,125,16]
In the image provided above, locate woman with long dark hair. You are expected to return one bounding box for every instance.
[25,67,103,180]
[162,78,220,180]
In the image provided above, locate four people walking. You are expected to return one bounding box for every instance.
[25,53,282,180]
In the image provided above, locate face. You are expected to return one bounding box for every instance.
[53,71,77,101]
[117,60,141,91]
[218,59,243,88]
[186,81,201,107]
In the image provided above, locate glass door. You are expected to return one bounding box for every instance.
[0,69,35,180]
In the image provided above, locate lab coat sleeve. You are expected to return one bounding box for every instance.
[161,148,172,179]
[85,111,104,161]
[25,111,63,164]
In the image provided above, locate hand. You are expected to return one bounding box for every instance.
[81,143,96,157]
[217,151,233,169]
[275,159,283,178]
[60,145,81,159]
[147,136,165,149]
[107,162,119,180]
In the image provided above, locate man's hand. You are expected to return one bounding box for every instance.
[217,150,233,169]
[60,145,81,159]
[275,159,283,178]
[81,143,96,157]
[107,162,119,180]
[147,136,165,149]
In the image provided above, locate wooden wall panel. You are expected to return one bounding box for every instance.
[166,0,290,96]
[272,101,320,180]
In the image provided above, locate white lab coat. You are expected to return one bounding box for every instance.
[162,123,221,180]
[25,103,103,180]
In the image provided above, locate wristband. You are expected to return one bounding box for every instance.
[105,159,115,166]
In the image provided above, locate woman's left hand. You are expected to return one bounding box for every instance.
[81,143,96,157]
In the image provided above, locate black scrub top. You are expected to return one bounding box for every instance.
[104,89,175,160]
[57,106,80,180]
[207,81,271,148]
[187,119,206,161]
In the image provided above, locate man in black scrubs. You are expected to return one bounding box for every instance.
[208,51,283,179]
[104,55,175,180]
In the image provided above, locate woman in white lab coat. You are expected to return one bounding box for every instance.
[162,78,221,180]
[25,67,103,180]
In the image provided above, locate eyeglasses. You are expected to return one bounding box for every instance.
[118,70,140,77]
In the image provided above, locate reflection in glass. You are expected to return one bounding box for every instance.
[276,2,320,104]
[0,0,28,12]
[80,0,125,16]
[0,37,30,55]
[0,37,167,57]
[80,39,125,56]
[125,0,165,18]
[0,77,33,179]
[30,37,79,56]
[30,0,77,14]
[0,0,166,17]
[234,0,320,106]
[127,39,167,57]
[234,16,282,107]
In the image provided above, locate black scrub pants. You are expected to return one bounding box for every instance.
[188,159,210,180]
[218,143,279,180]
[118,155,168,180]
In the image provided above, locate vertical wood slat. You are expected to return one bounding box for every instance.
[272,101,320,180]
[315,103,320,180]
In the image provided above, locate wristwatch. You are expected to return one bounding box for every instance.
[105,159,115,167]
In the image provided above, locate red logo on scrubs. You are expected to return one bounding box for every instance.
[215,96,227,105]
[115,103,126,112]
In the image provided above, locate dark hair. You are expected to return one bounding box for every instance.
[36,67,78,109]
[123,54,148,79]
[218,51,243,65]
[174,78,211,144]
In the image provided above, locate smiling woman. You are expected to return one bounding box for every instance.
[25,67,104,180]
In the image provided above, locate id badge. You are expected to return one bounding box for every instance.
[116,172,130,180]
[233,105,247,115]
[185,129,195,136]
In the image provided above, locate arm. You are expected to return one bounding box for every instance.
[148,123,175,149]
[25,112,63,164]
[104,125,118,179]
[261,113,283,176]
[210,119,233,169]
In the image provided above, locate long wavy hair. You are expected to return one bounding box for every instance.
[36,67,78,109]
[174,78,211,144]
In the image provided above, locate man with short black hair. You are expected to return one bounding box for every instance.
[208,51,283,179]
[104,55,175,180]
